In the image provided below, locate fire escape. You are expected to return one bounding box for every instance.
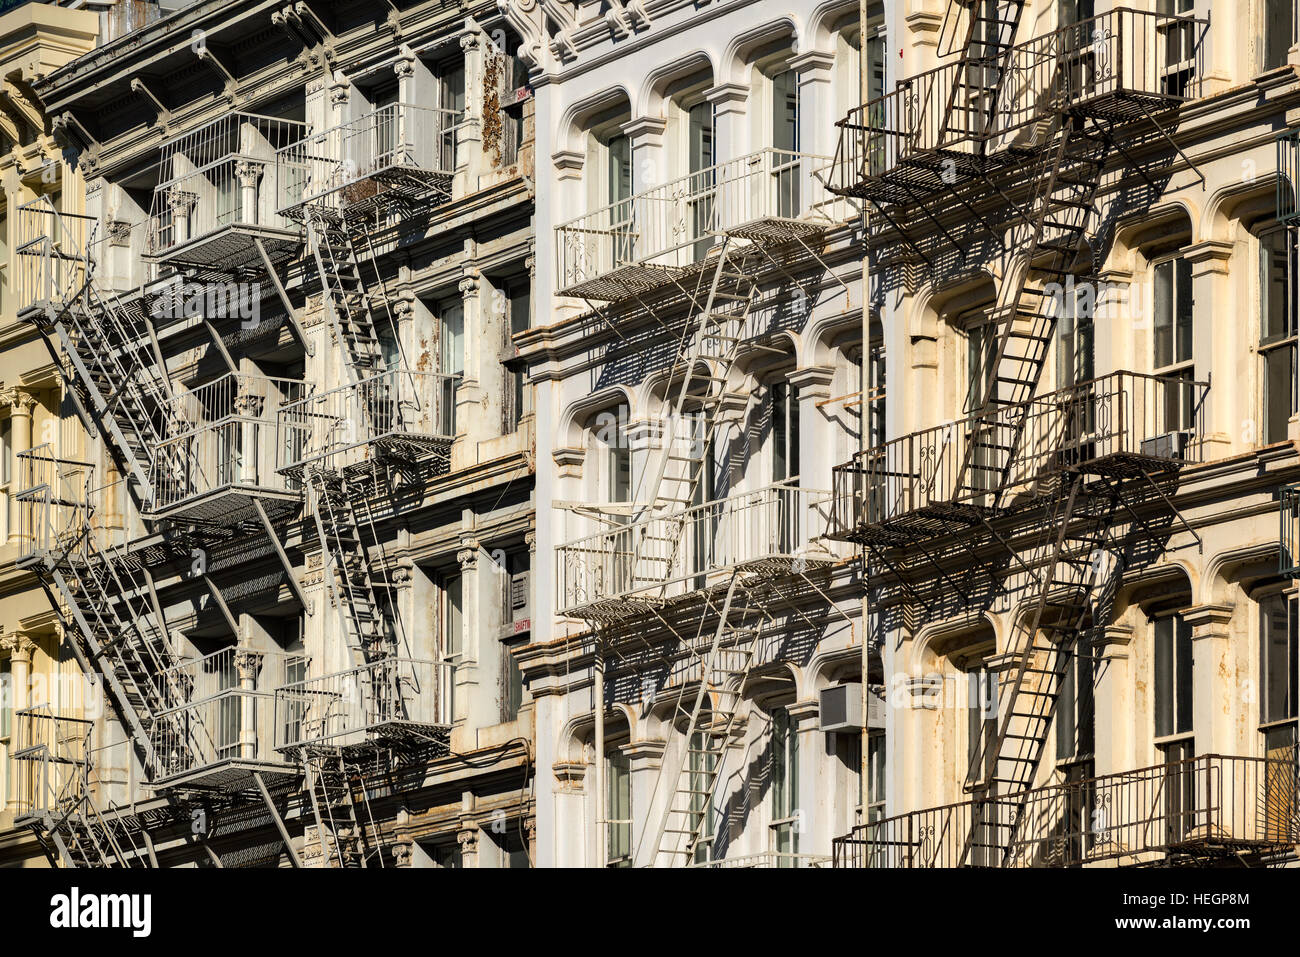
[823,4,1295,867]
[270,101,462,866]
[553,144,855,866]
[10,113,321,867]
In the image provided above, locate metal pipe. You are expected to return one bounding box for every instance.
[593,644,605,868]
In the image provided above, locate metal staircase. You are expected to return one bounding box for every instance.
[642,575,774,865]
[938,0,1028,143]
[304,210,393,385]
[303,750,382,868]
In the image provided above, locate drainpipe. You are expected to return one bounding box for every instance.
[593,642,605,868]
[858,0,871,836]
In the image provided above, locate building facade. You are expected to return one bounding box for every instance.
[3,0,1300,871]
[2,0,538,867]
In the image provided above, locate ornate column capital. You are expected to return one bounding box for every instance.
[233,648,264,682]
[458,271,481,299]
[458,539,481,570]
[1,388,37,415]
[1,632,37,664]
[234,159,263,189]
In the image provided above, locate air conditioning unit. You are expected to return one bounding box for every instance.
[1140,430,1189,461]
[819,683,883,734]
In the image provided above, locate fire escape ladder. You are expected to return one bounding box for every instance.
[939,0,1029,147]
[629,243,758,594]
[303,750,368,868]
[305,211,388,386]
[960,475,1123,866]
[956,122,1109,506]
[306,469,391,665]
[638,572,770,865]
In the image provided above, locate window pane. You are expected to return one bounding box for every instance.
[1261,595,1298,724]
[1056,653,1076,761]
[440,300,464,376]
[1155,617,1173,738]
[1154,261,1173,369]
[607,134,631,205]
[1264,345,1294,444]
[444,575,463,658]
[1176,257,1194,364]
[772,70,799,153]
[1176,616,1194,735]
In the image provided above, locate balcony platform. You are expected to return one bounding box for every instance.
[146,485,301,527]
[146,757,300,794]
[147,223,301,272]
[559,261,688,302]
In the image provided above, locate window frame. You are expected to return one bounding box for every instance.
[1258,225,1297,445]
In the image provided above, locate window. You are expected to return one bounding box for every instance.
[687,100,715,258]
[439,298,465,377]
[282,654,308,746]
[442,573,463,660]
[487,823,531,868]
[215,649,239,759]
[864,27,887,175]
[1260,228,1296,444]
[772,381,801,482]
[1261,0,1294,73]
[1259,594,1298,754]
[501,637,525,722]
[424,839,462,868]
[1154,614,1194,740]
[688,730,717,863]
[1,417,11,485]
[770,706,799,865]
[867,345,887,448]
[1055,643,1096,763]
[966,669,998,784]
[1056,282,1095,390]
[965,314,996,414]
[501,277,532,433]
[437,59,466,169]
[1157,0,1197,96]
[867,730,886,824]
[600,404,632,506]
[1153,256,1196,431]
[606,748,632,867]
[771,69,800,216]
[607,132,633,263]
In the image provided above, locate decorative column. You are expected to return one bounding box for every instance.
[234,159,262,229]
[618,116,667,192]
[1182,602,1241,759]
[1091,625,1133,778]
[1183,240,1235,458]
[625,738,666,867]
[327,69,350,126]
[234,649,263,760]
[167,186,197,246]
[790,50,835,168]
[457,821,480,868]
[4,633,36,814]
[704,82,749,162]
[1093,267,1134,379]
[458,30,485,189]
[454,540,480,725]
[787,698,822,858]
[790,366,835,493]
[4,389,36,546]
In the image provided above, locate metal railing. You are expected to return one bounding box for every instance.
[15,446,96,565]
[272,657,453,752]
[11,708,94,822]
[150,373,313,516]
[833,754,1299,868]
[555,148,850,295]
[148,647,296,778]
[830,7,1207,197]
[689,851,832,868]
[276,103,462,216]
[556,482,833,615]
[277,369,459,472]
[14,197,95,313]
[147,113,307,261]
[830,370,1208,538]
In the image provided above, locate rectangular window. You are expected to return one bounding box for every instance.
[1056,284,1095,389]
[1157,0,1196,97]
[502,277,532,433]
[1,418,11,485]
[771,70,800,216]
[867,730,886,824]
[867,345,887,448]
[442,574,463,659]
[772,381,801,482]
[1154,614,1194,739]
[1260,229,1296,444]
[1055,643,1096,762]
[1153,256,1196,431]
[607,748,632,867]
[864,30,887,175]
[967,670,998,782]
[1260,593,1298,726]
[282,654,308,746]
[501,637,525,722]
[688,101,715,258]
[770,706,799,864]
[440,299,465,377]
[607,132,634,263]
[1262,0,1294,73]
